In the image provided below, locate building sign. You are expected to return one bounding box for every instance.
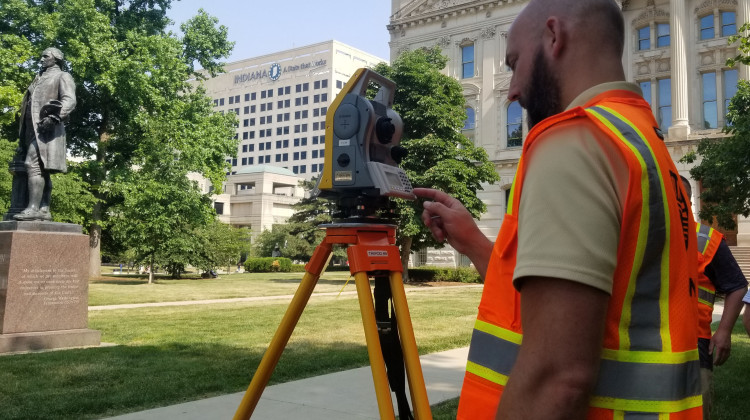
[233,59,327,85]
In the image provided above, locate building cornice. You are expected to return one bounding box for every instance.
[389,0,520,32]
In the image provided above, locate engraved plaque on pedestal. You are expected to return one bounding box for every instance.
[0,221,100,352]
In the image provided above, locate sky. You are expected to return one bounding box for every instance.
[166,0,393,64]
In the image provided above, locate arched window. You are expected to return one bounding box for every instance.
[637,26,650,50]
[463,107,476,130]
[700,14,715,40]
[461,44,474,79]
[656,23,670,47]
[507,102,523,148]
[721,11,736,37]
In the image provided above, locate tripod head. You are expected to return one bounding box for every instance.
[316,69,415,221]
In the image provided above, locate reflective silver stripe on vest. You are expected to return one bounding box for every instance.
[624,413,660,420]
[594,356,701,402]
[589,106,668,352]
[698,287,716,306]
[697,224,712,254]
[468,328,701,403]
[468,328,519,378]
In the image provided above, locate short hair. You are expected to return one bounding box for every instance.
[574,0,625,57]
[43,47,64,63]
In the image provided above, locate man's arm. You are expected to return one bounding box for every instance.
[712,286,747,366]
[414,188,493,277]
[496,276,608,420]
[706,241,749,365]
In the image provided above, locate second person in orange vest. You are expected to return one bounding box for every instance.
[414,0,702,418]
[681,176,747,419]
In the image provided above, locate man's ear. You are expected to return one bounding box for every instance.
[544,16,566,59]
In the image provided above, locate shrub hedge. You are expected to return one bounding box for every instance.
[258,261,480,283]
[407,266,482,283]
[244,257,293,272]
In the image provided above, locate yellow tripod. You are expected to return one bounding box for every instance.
[233,223,432,419]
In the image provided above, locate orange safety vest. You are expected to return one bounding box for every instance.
[457,90,702,419]
[696,224,723,340]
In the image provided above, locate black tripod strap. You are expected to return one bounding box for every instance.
[374,276,414,420]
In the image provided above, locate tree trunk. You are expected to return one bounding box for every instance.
[148,254,154,284]
[88,224,101,278]
[399,236,413,283]
[89,118,110,278]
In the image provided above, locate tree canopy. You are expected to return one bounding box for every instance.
[372,47,499,265]
[0,0,237,275]
[686,24,750,229]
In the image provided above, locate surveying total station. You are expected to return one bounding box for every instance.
[233,69,432,420]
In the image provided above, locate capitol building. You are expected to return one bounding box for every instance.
[389,0,749,265]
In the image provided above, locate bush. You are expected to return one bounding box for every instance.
[407,266,482,283]
[244,257,293,273]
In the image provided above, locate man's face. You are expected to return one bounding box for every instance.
[524,46,562,128]
[40,51,56,69]
[506,28,563,129]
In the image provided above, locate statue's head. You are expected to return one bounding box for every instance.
[41,47,64,69]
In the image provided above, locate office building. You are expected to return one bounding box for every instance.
[202,40,387,179]
[198,41,386,237]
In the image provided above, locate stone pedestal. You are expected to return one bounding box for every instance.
[0,221,100,353]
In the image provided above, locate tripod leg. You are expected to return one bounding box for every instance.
[389,272,432,420]
[233,242,333,420]
[353,271,396,420]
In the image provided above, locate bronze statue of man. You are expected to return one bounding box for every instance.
[14,47,76,221]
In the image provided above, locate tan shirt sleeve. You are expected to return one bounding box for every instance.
[512,118,630,294]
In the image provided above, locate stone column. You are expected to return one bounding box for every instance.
[669,0,690,139]
[739,0,750,81]
[481,26,498,150]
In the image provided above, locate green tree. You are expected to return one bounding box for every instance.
[251,224,312,262]
[194,221,251,274]
[685,24,750,229]
[726,22,750,67]
[285,178,348,263]
[108,169,214,283]
[0,30,34,214]
[372,47,499,274]
[0,0,236,276]
[50,167,99,226]
[686,79,750,229]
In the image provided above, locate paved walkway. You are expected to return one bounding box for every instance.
[105,347,469,420]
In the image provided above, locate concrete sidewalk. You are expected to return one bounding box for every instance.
[105,347,468,420]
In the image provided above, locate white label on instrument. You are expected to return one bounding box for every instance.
[367,250,388,257]
[339,139,351,146]
[334,171,352,181]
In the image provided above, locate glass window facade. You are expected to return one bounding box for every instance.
[638,26,650,50]
[721,12,736,37]
[461,45,474,79]
[507,102,523,148]
[640,81,652,106]
[656,23,670,47]
[700,15,714,40]
[463,107,476,130]
[702,72,718,129]
[658,78,672,130]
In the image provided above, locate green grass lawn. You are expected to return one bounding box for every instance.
[0,285,481,420]
[88,271,360,306]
